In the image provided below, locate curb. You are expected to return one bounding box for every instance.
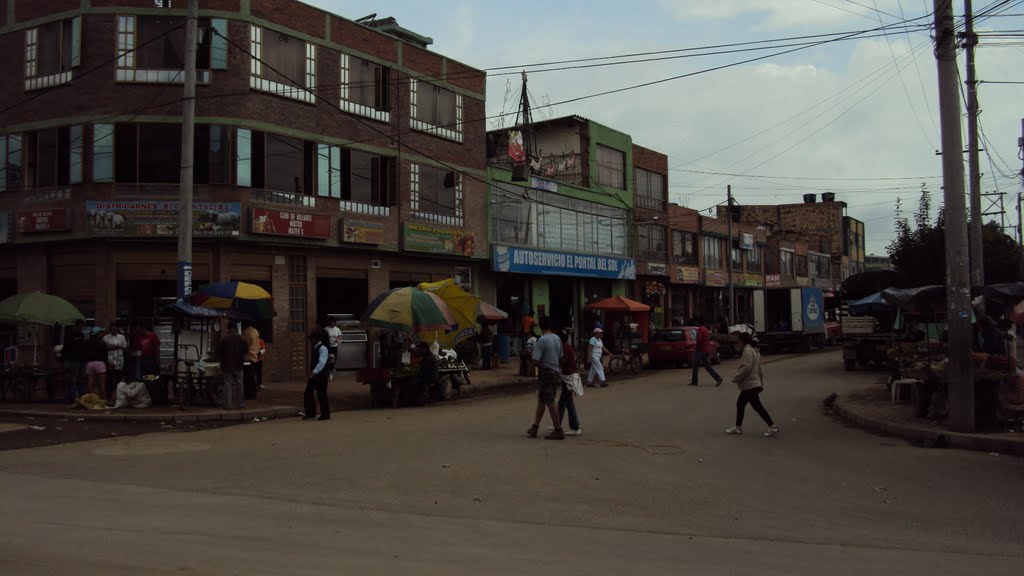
[0,405,301,424]
[831,396,1024,457]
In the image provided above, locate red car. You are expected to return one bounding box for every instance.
[648,327,721,369]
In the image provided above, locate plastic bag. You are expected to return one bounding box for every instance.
[114,381,153,409]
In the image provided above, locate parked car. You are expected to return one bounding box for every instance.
[648,326,720,369]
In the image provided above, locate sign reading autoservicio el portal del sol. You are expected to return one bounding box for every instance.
[403,223,475,256]
[251,208,331,239]
[493,245,636,280]
[17,209,69,233]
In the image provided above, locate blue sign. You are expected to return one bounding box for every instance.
[801,287,826,334]
[493,245,636,280]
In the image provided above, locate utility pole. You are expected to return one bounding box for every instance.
[933,0,975,432]
[176,0,198,302]
[1019,118,1024,245]
[964,0,984,286]
[727,185,735,326]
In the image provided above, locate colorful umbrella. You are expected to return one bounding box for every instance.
[190,281,276,320]
[0,292,85,326]
[418,279,508,347]
[584,296,651,312]
[362,287,456,333]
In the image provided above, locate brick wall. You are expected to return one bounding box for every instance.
[632,144,668,174]
[445,58,485,94]
[14,0,78,22]
[719,201,846,256]
[331,17,398,61]
[403,44,443,79]
[251,0,324,37]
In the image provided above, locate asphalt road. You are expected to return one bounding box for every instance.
[1,350,1022,575]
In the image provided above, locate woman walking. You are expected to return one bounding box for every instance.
[586,327,607,388]
[726,332,779,437]
[557,330,582,436]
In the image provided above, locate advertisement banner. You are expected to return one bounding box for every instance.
[739,274,763,287]
[645,262,668,276]
[493,245,636,280]
[706,271,725,287]
[0,211,11,244]
[740,233,755,250]
[796,276,810,287]
[17,209,69,233]
[404,223,476,257]
[801,288,826,334]
[86,201,241,236]
[675,266,700,284]
[765,274,782,287]
[341,219,384,244]
[252,208,331,239]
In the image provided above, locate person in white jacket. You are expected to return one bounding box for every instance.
[725,332,779,437]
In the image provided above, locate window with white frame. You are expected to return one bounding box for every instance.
[317,144,394,214]
[340,54,390,122]
[116,15,224,84]
[703,236,723,270]
[747,245,762,271]
[411,164,463,225]
[4,127,83,189]
[249,25,315,103]
[635,168,665,211]
[409,80,463,142]
[596,144,625,189]
[24,17,80,90]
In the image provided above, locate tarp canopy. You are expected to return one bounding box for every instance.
[584,296,651,312]
[848,292,894,316]
[881,285,946,315]
[976,282,1024,304]
[839,270,907,301]
[161,302,225,319]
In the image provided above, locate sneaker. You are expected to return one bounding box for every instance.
[725,426,743,435]
[600,382,608,388]
[526,424,539,438]
[566,428,582,436]
[544,428,565,440]
[764,427,779,437]
[715,377,723,387]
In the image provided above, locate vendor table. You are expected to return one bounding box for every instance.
[0,371,53,403]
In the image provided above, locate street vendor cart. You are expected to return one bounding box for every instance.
[162,302,226,408]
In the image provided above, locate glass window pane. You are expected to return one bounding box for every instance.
[136,16,185,69]
[5,135,22,190]
[317,143,330,197]
[93,124,113,183]
[330,146,341,198]
[236,129,251,187]
[36,128,58,188]
[208,126,228,184]
[349,149,374,204]
[69,125,82,184]
[262,30,304,86]
[264,134,301,193]
[138,124,181,183]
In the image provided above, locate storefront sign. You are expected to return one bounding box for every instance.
[812,277,833,290]
[740,233,755,250]
[675,266,700,284]
[17,209,69,233]
[0,211,11,244]
[796,276,810,287]
[252,208,331,239]
[530,176,558,192]
[706,271,725,287]
[341,219,384,244]
[765,274,782,287]
[404,223,476,256]
[645,262,668,276]
[86,201,241,236]
[493,245,636,279]
[739,274,763,287]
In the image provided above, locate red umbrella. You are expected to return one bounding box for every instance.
[585,296,651,312]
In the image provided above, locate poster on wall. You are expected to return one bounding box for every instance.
[766,274,782,287]
[404,223,475,257]
[646,262,668,276]
[675,266,700,284]
[251,208,331,239]
[341,219,384,244]
[740,233,755,250]
[86,201,241,236]
[17,209,69,233]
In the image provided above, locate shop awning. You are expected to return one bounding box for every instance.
[585,296,650,312]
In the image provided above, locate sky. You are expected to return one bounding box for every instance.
[304,0,1024,255]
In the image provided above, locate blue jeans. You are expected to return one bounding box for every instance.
[558,383,579,431]
[690,350,720,385]
[64,361,84,401]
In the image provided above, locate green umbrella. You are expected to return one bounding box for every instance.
[0,292,86,326]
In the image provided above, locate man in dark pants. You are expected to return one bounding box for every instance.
[690,316,723,387]
[479,320,494,370]
[303,329,331,421]
[63,320,87,404]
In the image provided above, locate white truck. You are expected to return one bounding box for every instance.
[753,287,827,353]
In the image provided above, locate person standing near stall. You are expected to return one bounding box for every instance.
[303,329,331,421]
[324,317,341,380]
[217,321,247,410]
[479,320,494,370]
[241,321,260,399]
[586,327,607,388]
[83,327,109,400]
[103,323,127,390]
[62,319,87,404]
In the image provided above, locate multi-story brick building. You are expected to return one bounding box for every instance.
[699,215,766,324]
[667,203,700,323]
[631,144,669,327]
[0,0,487,381]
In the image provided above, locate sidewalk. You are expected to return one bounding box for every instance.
[832,380,1024,457]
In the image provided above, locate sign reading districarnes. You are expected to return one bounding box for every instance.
[493,245,636,280]
[86,201,241,236]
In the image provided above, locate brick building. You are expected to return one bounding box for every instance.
[699,215,766,324]
[0,0,487,382]
[631,144,669,327]
[667,203,701,323]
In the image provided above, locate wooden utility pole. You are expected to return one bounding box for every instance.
[964,0,984,286]
[176,0,198,302]
[934,0,975,431]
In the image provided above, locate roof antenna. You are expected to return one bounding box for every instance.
[355,13,377,24]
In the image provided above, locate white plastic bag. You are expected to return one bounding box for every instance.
[114,381,153,409]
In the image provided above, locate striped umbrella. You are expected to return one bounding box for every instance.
[362,287,456,333]
[190,281,276,320]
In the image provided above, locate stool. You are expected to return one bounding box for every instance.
[891,378,918,404]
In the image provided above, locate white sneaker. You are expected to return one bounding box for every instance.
[566,429,582,436]
[725,426,742,435]
[764,427,779,437]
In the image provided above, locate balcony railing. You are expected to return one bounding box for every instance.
[635,194,667,212]
[490,151,585,187]
[251,189,316,208]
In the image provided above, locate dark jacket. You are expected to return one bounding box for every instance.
[84,337,108,364]
[64,329,87,362]
[419,352,439,384]
[218,332,247,373]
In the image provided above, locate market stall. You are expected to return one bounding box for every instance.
[0,292,85,403]
[162,302,229,408]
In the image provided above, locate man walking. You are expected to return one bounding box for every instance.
[217,321,247,409]
[324,317,341,380]
[690,316,723,387]
[303,329,332,421]
[526,316,564,440]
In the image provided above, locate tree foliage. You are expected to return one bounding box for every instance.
[885,185,1023,286]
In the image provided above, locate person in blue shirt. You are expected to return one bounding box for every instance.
[303,329,331,421]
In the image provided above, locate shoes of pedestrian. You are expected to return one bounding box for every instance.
[299,411,316,420]
[689,382,698,387]
[715,377,723,387]
[599,382,608,388]
[725,426,742,435]
[526,424,539,438]
[566,428,582,436]
[545,428,565,440]
[764,427,779,437]
[317,416,330,421]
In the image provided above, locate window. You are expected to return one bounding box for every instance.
[747,246,761,271]
[780,250,794,277]
[596,145,625,189]
[0,135,24,192]
[114,123,181,184]
[116,16,223,84]
[703,236,723,270]
[287,256,307,333]
[235,129,315,194]
[731,247,743,271]
[19,126,82,188]
[672,230,697,265]
[796,254,808,277]
[24,17,80,90]
[316,144,394,207]
[194,125,229,185]
[635,168,665,211]
[93,124,113,183]
[250,25,315,103]
[412,164,462,222]
[636,223,666,262]
[340,54,390,121]
[410,80,463,141]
